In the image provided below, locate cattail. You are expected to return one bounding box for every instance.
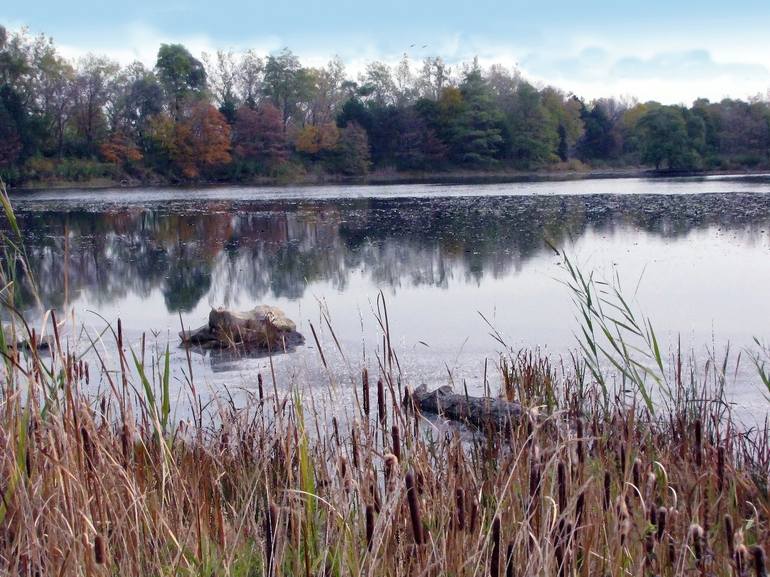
[338,455,347,481]
[751,545,767,577]
[619,444,626,475]
[391,425,401,462]
[657,507,667,540]
[690,524,704,569]
[619,500,631,546]
[491,516,501,577]
[405,471,423,545]
[505,541,514,577]
[351,426,359,469]
[557,460,567,513]
[694,419,703,467]
[332,417,340,447]
[646,471,657,501]
[384,453,398,488]
[603,471,611,511]
[633,458,642,489]
[717,445,726,493]
[362,368,370,418]
[377,378,386,427]
[529,459,541,508]
[455,488,466,531]
[365,504,375,550]
[81,426,94,468]
[258,372,264,403]
[470,499,479,534]
[94,534,105,564]
[737,544,749,576]
[265,502,279,573]
[649,502,658,527]
[370,473,381,514]
[576,491,585,527]
[725,514,735,559]
[576,417,585,469]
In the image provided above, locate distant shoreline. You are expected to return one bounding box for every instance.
[10,166,770,193]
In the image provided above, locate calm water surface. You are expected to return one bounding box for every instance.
[8,175,770,420]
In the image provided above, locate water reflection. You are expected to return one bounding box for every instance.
[12,192,770,314]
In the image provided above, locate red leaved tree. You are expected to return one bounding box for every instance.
[232,103,288,169]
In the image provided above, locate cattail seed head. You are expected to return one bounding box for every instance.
[405,471,423,545]
[491,516,501,577]
[751,545,767,577]
[338,455,347,481]
[351,426,360,469]
[505,541,514,577]
[384,453,398,488]
[737,545,749,576]
[391,425,401,462]
[365,504,375,550]
[633,458,642,488]
[694,419,703,467]
[362,368,370,418]
[717,445,726,493]
[656,507,667,540]
[576,417,585,467]
[94,534,105,565]
[377,378,386,426]
[455,488,465,531]
[724,514,735,559]
[619,500,630,546]
[557,460,567,513]
[689,524,704,566]
[645,472,657,500]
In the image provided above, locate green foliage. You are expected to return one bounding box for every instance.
[155,43,207,116]
[332,122,371,176]
[637,106,702,170]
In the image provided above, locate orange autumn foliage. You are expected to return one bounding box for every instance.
[172,102,231,178]
[100,133,143,165]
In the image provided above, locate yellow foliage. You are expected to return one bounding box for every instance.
[439,87,463,113]
[295,123,340,155]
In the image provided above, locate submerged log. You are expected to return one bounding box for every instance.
[409,384,522,430]
[2,323,52,352]
[179,305,304,351]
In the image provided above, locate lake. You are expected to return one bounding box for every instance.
[7,175,770,421]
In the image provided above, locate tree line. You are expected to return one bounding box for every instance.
[2,25,770,185]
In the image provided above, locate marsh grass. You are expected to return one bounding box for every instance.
[1,179,770,576]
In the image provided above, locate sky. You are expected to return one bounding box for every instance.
[3,0,770,104]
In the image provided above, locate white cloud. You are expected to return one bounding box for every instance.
[56,22,284,66]
[16,19,770,104]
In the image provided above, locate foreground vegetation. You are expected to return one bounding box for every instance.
[2,178,770,576]
[3,24,770,188]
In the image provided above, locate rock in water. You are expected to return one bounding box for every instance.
[408,384,522,431]
[179,305,304,351]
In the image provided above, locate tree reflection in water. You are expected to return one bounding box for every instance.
[8,192,770,315]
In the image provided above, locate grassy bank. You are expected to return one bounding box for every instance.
[11,164,770,194]
[1,179,770,577]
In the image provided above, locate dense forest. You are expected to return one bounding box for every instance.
[2,25,770,186]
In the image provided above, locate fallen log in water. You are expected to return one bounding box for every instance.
[408,384,523,430]
[179,305,304,351]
